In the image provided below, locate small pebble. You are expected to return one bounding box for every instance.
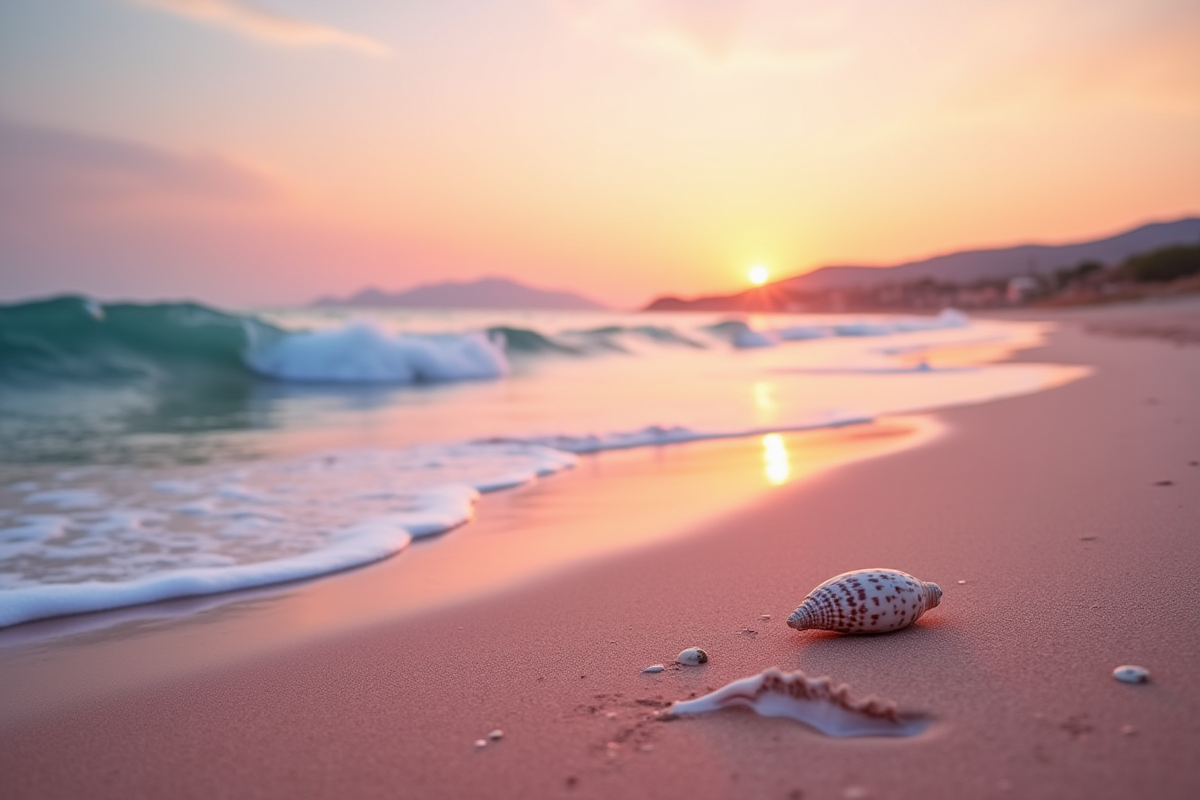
[1120,725,1137,736]
[487,729,504,741]
[473,739,487,750]
[957,580,967,585]
[642,664,665,674]
[677,647,708,666]
[605,712,617,719]
[760,614,771,621]
[1113,665,1150,684]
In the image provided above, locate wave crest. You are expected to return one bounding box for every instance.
[247,322,508,384]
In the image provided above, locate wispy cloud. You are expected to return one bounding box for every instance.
[0,117,277,219]
[553,0,1200,120]
[552,0,856,71]
[127,0,391,58]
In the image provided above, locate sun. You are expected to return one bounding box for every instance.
[748,264,770,286]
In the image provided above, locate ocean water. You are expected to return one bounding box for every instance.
[0,297,1084,628]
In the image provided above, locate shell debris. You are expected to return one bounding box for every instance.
[1113,665,1150,684]
[676,647,708,666]
[787,568,942,635]
[487,729,504,741]
[642,664,665,674]
[667,667,925,737]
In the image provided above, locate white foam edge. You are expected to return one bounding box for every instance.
[0,517,414,629]
[0,452,581,629]
[503,413,874,455]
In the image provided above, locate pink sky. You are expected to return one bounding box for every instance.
[1,0,1198,309]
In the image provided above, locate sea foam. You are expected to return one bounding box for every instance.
[0,304,1085,629]
[0,443,575,628]
[246,321,508,384]
[718,308,971,349]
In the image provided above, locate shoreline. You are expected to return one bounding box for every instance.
[2,300,1198,798]
[0,416,942,725]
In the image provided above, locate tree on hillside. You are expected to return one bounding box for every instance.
[1120,244,1200,283]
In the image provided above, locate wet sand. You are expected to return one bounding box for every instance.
[2,300,1198,799]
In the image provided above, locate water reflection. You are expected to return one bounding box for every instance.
[762,433,790,485]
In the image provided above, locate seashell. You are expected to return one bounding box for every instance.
[676,647,708,665]
[787,568,942,635]
[666,667,925,737]
[642,664,665,674]
[1113,665,1149,684]
[487,729,504,741]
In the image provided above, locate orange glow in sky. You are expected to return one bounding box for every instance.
[749,265,770,286]
[0,1,1197,308]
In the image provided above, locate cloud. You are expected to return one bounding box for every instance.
[552,0,858,71]
[553,0,1200,121]
[127,0,391,58]
[0,117,277,220]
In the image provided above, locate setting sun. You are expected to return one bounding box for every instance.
[749,265,770,286]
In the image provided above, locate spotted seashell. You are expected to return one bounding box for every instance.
[787,568,942,635]
[677,647,708,666]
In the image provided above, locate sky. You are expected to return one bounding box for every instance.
[1,0,1198,309]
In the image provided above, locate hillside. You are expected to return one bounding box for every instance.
[646,217,1200,312]
[314,277,606,311]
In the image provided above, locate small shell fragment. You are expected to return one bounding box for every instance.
[1113,665,1150,684]
[642,664,665,674]
[676,647,708,665]
[760,614,771,621]
[666,667,924,737]
[473,739,488,749]
[487,729,504,741]
[787,568,942,635]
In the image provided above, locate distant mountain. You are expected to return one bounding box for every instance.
[314,277,607,311]
[645,217,1200,311]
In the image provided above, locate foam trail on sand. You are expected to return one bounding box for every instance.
[487,412,872,454]
[0,444,575,628]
